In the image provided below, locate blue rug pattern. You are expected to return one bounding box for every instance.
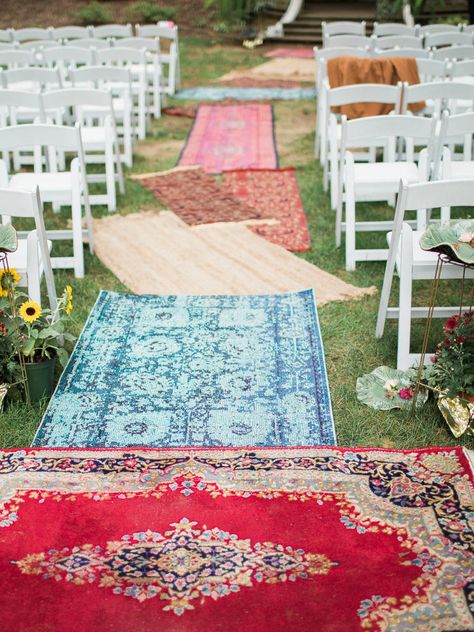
[175,87,317,101]
[34,290,335,448]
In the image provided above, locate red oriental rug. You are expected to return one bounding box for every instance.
[223,168,311,251]
[178,104,279,174]
[1,446,473,632]
[132,167,262,225]
[265,48,314,59]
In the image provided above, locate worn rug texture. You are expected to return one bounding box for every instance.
[1,446,473,632]
[132,167,262,225]
[174,86,317,101]
[177,104,278,173]
[223,168,311,251]
[265,47,314,59]
[91,211,376,302]
[218,59,316,84]
[34,289,335,448]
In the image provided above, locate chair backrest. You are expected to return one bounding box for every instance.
[69,65,133,102]
[0,88,44,114]
[372,22,419,37]
[463,24,474,33]
[70,37,111,50]
[51,26,93,40]
[41,87,113,112]
[326,80,402,112]
[91,24,133,39]
[0,50,36,68]
[449,59,474,79]
[42,46,95,67]
[0,122,82,151]
[96,47,146,69]
[314,46,371,64]
[398,178,474,214]
[439,109,474,141]
[372,34,422,50]
[0,29,13,43]
[18,40,58,51]
[0,42,18,51]
[135,23,177,42]
[119,36,160,53]
[324,34,371,49]
[372,47,429,58]
[432,45,474,60]
[3,67,62,90]
[11,27,53,43]
[417,58,448,81]
[419,23,461,35]
[401,81,474,114]
[425,31,472,48]
[322,21,366,37]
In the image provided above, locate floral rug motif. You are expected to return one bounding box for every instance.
[1,446,473,632]
[34,289,335,447]
[133,167,262,225]
[177,104,279,174]
[223,168,311,251]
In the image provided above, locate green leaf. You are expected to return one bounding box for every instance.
[56,347,69,368]
[22,338,36,357]
[0,224,18,253]
[356,366,428,411]
[37,327,62,340]
[420,219,474,264]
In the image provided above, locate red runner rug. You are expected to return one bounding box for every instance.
[223,168,311,251]
[178,104,279,174]
[1,446,473,632]
[265,48,314,59]
[133,167,262,225]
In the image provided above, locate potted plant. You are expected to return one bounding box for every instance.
[423,312,474,437]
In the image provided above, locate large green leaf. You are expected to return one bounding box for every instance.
[356,366,428,411]
[0,224,18,253]
[419,220,474,265]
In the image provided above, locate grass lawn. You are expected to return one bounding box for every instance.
[0,37,472,450]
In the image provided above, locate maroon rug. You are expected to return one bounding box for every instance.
[134,167,262,225]
[223,168,311,252]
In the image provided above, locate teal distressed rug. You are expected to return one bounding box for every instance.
[34,290,335,448]
[174,86,317,101]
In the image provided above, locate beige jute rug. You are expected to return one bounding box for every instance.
[93,211,375,304]
[217,58,315,84]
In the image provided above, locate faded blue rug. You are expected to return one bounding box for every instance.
[174,86,317,101]
[33,290,335,448]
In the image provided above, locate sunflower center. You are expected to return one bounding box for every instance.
[26,307,36,316]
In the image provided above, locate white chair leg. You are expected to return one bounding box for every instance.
[105,139,116,212]
[329,139,338,211]
[345,184,356,271]
[397,227,414,370]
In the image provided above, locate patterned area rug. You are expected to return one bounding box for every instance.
[1,446,473,632]
[218,59,316,84]
[223,168,311,252]
[265,48,314,59]
[132,167,262,225]
[178,104,279,174]
[34,289,335,448]
[174,86,317,101]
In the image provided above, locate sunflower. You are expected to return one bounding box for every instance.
[19,300,42,324]
[0,268,20,297]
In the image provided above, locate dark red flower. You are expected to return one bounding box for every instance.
[444,316,459,332]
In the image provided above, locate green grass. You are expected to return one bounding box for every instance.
[1,37,472,450]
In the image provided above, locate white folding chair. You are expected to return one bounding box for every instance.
[0,89,44,170]
[119,36,163,118]
[323,81,403,209]
[70,66,134,167]
[372,47,429,59]
[313,46,371,159]
[336,114,436,270]
[91,24,133,39]
[322,21,366,37]
[401,81,474,117]
[0,29,13,43]
[448,59,474,84]
[0,123,93,278]
[432,45,474,61]
[371,35,423,50]
[96,47,148,139]
[51,26,93,41]
[323,34,372,50]
[70,37,111,50]
[0,50,36,70]
[425,31,472,49]
[0,186,56,309]
[373,23,419,37]
[3,67,62,92]
[436,111,474,182]
[135,23,180,93]
[41,46,96,85]
[42,88,124,212]
[10,27,53,43]
[417,58,449,81]
[420,24,462,35]
[376,179,474,369]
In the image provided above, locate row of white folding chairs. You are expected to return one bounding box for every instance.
[322,21,474,38]
[0,23,180,93]
[324,32,474,51]
[376,178,474,370]
[0,58,150,143]
[335,110,474,271]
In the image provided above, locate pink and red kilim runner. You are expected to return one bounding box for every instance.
[178,104,278,174]
[224,168,311,251]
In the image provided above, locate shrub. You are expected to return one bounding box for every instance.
[127,2,176,23]
[78,1,112,25]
